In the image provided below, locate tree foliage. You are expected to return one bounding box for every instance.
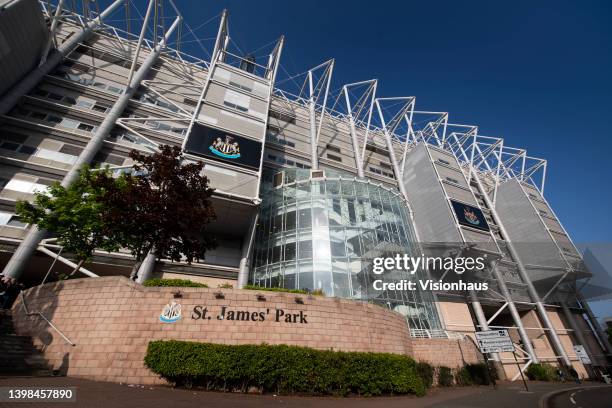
[93,145,217,264]
[15,145,217,276]
[15,167,121,264]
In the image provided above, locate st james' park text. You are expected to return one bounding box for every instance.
[192,306,308,324]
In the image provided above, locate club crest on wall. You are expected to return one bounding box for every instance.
[160,301,182,323]
[209,135,241,159]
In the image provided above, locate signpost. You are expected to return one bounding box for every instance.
[475,329,515,353]
[573,345,591,365]
[475,329,528,391]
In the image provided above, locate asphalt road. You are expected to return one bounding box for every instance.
[548,385,612,408]
[0,376,608,408]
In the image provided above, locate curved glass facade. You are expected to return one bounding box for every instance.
[252,168,441,330]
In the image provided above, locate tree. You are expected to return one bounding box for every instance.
[94,145,217,279]
[15,167,121,277]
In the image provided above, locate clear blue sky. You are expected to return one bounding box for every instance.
[174,0,612,318]
[171,0,612,245]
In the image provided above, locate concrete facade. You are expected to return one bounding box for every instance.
[0,0,608,383]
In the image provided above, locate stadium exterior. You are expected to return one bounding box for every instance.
[0,0,610,380]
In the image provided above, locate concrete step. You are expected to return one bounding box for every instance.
[0,310,55,377]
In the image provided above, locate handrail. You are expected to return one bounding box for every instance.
[19,292,75,346]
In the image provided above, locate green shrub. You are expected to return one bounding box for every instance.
[416,362,434,388]
[455,367,473,386]
[145,340,426,396]
[143,278,208,288]
[464,363,495,385]
[242,284,326,295]
[526,363,557,381]
[438,366,453,386]
[217,283,233,289]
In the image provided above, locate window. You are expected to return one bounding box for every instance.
[266,128,295,148]
[77,123,94,132]
[445,176,460,184]
[539,209,548,216]
[48,93,63,101]
[284,242,296,261]
[92,104,110,113]
[107,86,123,94]
[76,99,94,109]
[30,112,47,120]
[60,118,80,129]
[365,144,387,155]
[64,96,77,105]
[183,98,198,107]
[369,167,394,178]
[379,161,392,169]
[6,215,27,228]
[437,158,451,166]
[35,149,78,165]
[18,145,37,155]
[269,109,296,124]
[327,153,342,162]
[229,81,252,92]
[0,142,20,151]
[47,115,62,123]
[223,89,250,112]
[326,144,341,153]
[4,178,49,194]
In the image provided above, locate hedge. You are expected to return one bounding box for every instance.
[463,363,495,385]
[145,340,426,396]
[438,366,454,386]
[143,278,208,288]
[526,363,557,381]
[243,285,324,296]
[416,362,434,388]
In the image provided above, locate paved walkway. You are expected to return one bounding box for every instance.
[0,376,610,408]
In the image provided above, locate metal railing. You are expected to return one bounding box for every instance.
[19,292,75,346]
[410,328,466,340]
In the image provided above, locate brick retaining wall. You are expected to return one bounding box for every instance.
[11,277,415,384]
[412,338,483,367]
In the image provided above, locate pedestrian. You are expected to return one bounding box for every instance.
[557,368,565,382]
[569,367,581,384]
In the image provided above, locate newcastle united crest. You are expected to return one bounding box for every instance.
[209,135,241,159]
[160,301,182,323]
[464,207,481,226]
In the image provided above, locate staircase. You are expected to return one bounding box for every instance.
[0,309,53,376]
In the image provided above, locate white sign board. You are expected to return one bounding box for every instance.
[573,345,591,365]
[475,329,515,353]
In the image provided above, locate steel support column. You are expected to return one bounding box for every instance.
[471,173,572,366]
[135,250,157,284]
[469,290,506,379]
[1,12,180,281]
[307,71,319,170]
[0,0,124,115]
[237,211,259,289]
[579,294,612,355]
[560,303,595,365]
[376,103,410,201]
[490,262,539,363]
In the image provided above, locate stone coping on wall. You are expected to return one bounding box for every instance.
[11,276,414,384]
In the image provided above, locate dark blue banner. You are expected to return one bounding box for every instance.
[450,200,490,231]
[184,123,262,170]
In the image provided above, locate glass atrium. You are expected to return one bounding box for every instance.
[252,168,442,330]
